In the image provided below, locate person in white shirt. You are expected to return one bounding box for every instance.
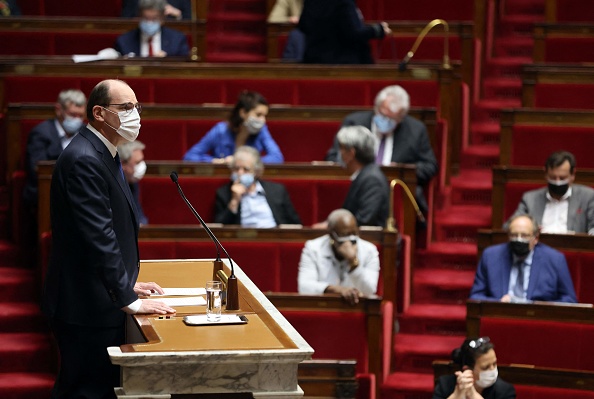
[506,151,594,235]
[298,208,380,304]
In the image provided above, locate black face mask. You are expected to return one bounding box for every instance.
[548,182,569,197]
[509,240,530,257]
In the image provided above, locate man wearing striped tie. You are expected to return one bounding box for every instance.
[469,214,577,304]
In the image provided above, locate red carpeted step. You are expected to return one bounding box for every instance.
[392,333,465,372]
[398,304,466,335]
[0,372,54,399]
[0,267,36,302]
[459,145,499,169]
[484,57,532,78]
[498,14,544,36]
[472,98,521,122]
[502,0,545,16]
[482,77,522,100]
[381,371,435,399]
[471,121,500,145]
[450,169,493,206]
[433,204,491,243]
[0,333,55,373]
[494,36,535,58]
[415,242,477,270]
[0,302,46,332]
[414,269,475,304]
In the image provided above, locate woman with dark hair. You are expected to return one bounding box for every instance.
[183,91,284,164]
[433,337,515,399]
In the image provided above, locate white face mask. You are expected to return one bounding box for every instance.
[133,160,146,181]
[61,115,84,135]
[475,367,498,389]
[103,107,141,142]
[244,116,265,134]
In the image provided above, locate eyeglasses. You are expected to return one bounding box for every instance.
[468,337,490,349]
[102,102,142,116]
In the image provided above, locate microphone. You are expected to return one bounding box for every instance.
[170,171,239,310]
[398,19,451,72]
[386,178,426,233]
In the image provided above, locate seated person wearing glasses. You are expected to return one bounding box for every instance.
[183,91,284,164]
[214,146,300,227]
[298,208,380,305]
[433,337,515,399]
[469,214,577,303]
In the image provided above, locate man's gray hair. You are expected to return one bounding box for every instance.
[117,141,146,162]
[336,125,376,165]
[506,214,540,237]
[327,208,355,230]
[231,146,264,175]
[139,0,166,13]
[57,89,86,108]
[374,85,410,114]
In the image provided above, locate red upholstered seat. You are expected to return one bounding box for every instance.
[501,182,540,222]
[265,120,338,162]
[139,120,187,161]
[515,385,594,399]
[543,37,594,63]
[480,317,594,370]
[552,0,594,22]
[534,83,594,110]
[42,0,121,17]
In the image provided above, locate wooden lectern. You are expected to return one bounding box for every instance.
[109,259,313,398]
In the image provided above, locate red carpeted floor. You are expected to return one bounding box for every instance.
[380,1,546,398]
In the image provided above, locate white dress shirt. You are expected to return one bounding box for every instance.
[541,187,572,233]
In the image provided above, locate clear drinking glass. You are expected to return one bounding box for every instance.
[206,280,222,322]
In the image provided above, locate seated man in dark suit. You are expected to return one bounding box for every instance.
[118,140,148,225]
[214,146,301,227]
[114,0,189,57]
[470,214,577,303]
[506,150,594,235]
[23,89,87,208]
[325,85,437,213]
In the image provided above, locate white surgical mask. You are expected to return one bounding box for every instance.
[133,160,146,181]
[231,172,255,188]
[61,115,84,135]
[475,367,498,389]
[139,20,160,37]
[373,113,397,134]
[103,107,141,142]
[244,116,265,134]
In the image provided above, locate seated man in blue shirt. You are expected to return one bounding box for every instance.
[214,146,301,227]
[469,214,577,303]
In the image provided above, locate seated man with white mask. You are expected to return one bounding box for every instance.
[298,208,380,305]
[114,0,189,57]
[214,146,301,227]
[324,85,437,213]
[505,151,594,235]
[118,140,148,225]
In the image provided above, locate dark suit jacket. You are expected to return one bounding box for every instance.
[325,111,438,185]
[507,184,594,234]
[114,26,190,57]
[433,375,516,399]
[41,127,140,328]
[469,242,577,303]
[121,0,192,19]
[23,119,66,206]
[342,163,389,227]
[130,182,148,225]
[214,180,302,225]
[298,0,385,64]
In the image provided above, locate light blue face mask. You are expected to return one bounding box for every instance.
[61,116,83,135]
[373,114,397,133]
[231,172,255,188]
[139,20,161,37]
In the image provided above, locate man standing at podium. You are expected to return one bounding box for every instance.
[41,79,175,399]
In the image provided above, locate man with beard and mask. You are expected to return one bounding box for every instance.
[23,89,86,208]
[470,214,576,303]
[433,337,515,399]
[118,140,149,225]
[506,151,594,235]
[114,0,189,57]
[184,90,284,164]
[42,79,176,399]
[214,146,300,227]
[324,85,437,214]
[298,208,379,305]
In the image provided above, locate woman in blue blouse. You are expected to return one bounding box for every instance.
[183,91,284,164]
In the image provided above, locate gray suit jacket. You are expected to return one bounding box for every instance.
[507,184,594,234]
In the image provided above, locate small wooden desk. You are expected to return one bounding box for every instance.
[109,259,313,398]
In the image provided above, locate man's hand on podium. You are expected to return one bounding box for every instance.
[137,299,176,315]
[134,281,165,296]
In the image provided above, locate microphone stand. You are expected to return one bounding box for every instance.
[386,178,426,233]
[170,172,239,310]
[398,19,451,71]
